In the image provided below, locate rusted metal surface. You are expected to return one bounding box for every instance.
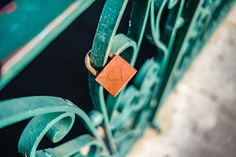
[0,0,235,157]
[95,55,137,96]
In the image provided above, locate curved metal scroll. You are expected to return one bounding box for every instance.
[0,0,235,156]
[0,96,108,157]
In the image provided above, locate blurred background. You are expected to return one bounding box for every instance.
[0,1,235,157]
[129,5,236,157]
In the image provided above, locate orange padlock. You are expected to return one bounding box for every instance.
[85,52,137,97]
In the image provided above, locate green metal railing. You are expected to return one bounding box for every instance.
[0,0,235,156]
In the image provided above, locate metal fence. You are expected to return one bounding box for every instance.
[0,0,235,156]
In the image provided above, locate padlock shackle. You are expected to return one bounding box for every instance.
[85,51,98,77]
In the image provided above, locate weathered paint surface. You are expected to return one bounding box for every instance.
[0,0,235,156]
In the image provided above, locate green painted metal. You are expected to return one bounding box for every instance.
[0,0,95,90]
[0,0,235,156]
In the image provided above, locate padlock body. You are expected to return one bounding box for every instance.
[96,55,137,97]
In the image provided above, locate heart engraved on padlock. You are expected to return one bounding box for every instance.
[85,52,137,97]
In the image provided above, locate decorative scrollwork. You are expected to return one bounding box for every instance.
[0,96,108,156]
[0,0,235,156]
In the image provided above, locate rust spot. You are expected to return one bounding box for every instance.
[0,2,17,15]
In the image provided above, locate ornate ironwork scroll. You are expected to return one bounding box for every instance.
[0,0,235,156]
